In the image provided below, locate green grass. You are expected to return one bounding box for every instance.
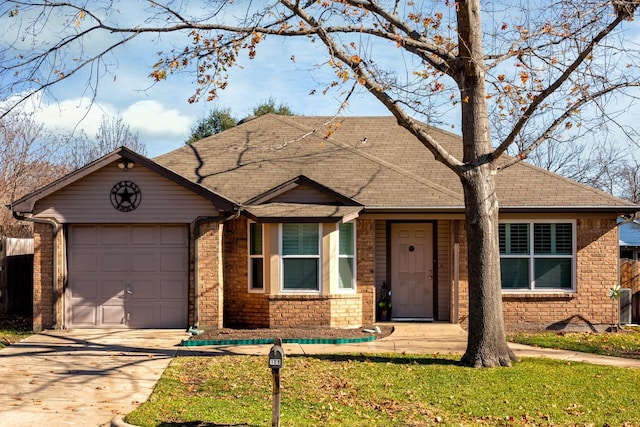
[508,327,640,359]
[0,329,32,348]
[126,354,640,427]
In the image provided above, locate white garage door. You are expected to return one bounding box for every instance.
[67,224,188,328]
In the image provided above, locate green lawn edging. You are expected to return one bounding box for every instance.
[180,335,376,347]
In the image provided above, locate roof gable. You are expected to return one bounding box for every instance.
[246,175,361,206]
[11,146,239,213]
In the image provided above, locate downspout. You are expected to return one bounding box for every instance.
[12,211,60,330]
[192,209,243,329]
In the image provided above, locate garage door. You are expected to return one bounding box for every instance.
[67,224,188,328]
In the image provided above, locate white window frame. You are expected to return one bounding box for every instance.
[247,221,265,293]
[280,223,322,293]
[499,219,576,292]
[337,221,357,293]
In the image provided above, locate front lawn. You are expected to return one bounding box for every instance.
[126,354,640,427]
[508,327,640,359]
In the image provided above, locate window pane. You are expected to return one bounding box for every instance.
[250,258,264,289]
[249,223,262,255]
[338,258,354,289]
[535,258,572,289]
[500,258,529,289]
[282,224,318,255]
[339,222,354,255]
[500,223,529,255]
[555,223,573,255]
[283,258,318,290]
[534,223,573,255]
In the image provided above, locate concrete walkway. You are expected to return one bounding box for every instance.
[2,324,640,427]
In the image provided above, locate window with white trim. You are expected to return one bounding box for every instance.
[499,221,575,291]
[338,222,356,290]
[248,222,264,291]
[281,223,320,291]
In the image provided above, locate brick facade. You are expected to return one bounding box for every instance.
[356,219,376,325]
[192,219,224,329]
[456,217,619,332]
[218,218,375,329]
[31,221,63,332]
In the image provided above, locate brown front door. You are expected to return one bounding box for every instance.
[391,223,434,319]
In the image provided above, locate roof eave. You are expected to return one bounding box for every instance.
[363,205,639,214]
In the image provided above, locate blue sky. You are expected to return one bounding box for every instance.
[3,1,640,160]
[19,33,396,158]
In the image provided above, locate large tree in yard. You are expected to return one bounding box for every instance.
[2,0,640,367]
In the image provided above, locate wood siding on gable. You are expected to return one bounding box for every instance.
[270,184,337,204]
[33,162,220,223]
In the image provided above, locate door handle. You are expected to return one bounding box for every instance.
[126,285,134,294]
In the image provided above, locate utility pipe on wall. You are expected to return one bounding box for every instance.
[12,212,60,330]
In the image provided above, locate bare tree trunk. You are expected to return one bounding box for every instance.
[457,0,517,367]
[459,164,517,367]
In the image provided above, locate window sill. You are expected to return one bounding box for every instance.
[502,291,576,300]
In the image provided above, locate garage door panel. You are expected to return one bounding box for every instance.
[99,279,125,299]
[102,252,128,272]
[101,305,126,326]
[126,303,156,328]
[71,305,97,327]
[131,252,157,272]
[101,225,128,245]
[161,226,188,245]
[68,224,188,328]
[160,251,187,272]
[160,306,187,327]
[70,278,98,299]
[70,225,98,245]
[129,278,156,298]
[161,279,187,298]
[131,225,158,245]
[69,252,98,272]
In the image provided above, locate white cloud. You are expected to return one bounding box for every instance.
[122,100,193,139]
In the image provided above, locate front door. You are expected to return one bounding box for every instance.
[391,223,434,319]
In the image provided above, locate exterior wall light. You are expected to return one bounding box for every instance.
[117,160,135,170]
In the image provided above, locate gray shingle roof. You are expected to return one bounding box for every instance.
[154,115,637,214]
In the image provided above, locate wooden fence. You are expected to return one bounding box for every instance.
[0,237,34,315]
[620,258,640,323]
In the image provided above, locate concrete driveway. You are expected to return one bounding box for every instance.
[0,329,189,427]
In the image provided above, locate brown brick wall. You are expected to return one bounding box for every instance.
[457,217,619,332]
[267,294,362,328]
[193,220,224,329]
[222,219,271,327]
[32,222,53,331]
[356,219,375,325]
[220,218,369,329]
[32,221,63,331]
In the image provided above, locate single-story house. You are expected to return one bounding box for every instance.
[10,115,638,332]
